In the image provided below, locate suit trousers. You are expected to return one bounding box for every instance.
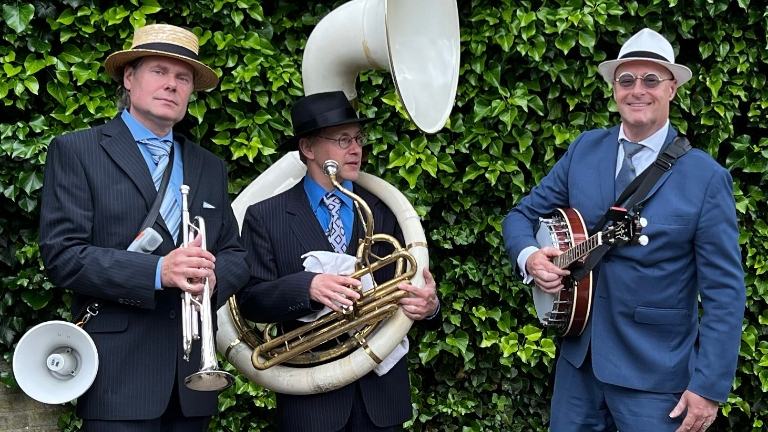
[550,353,683,432]
[82,377,210,432]
[331,382,399,432]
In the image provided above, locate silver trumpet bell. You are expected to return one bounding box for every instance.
[180,185,235,392]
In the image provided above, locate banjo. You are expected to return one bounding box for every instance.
[533,207,647,336]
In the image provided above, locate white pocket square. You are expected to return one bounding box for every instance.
[203,201,215,209]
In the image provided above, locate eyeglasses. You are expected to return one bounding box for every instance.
[614,72,674,89]
[317,134,368,149]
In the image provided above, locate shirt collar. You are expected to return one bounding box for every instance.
[304,174,354,211]
[618,120,669,153]
[121,110,174,143]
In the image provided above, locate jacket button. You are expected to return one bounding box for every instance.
[118,298,124,304]
[136,301,141,306]
[169,311,176,319]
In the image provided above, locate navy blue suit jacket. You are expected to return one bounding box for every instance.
[502,126,745,402]
[38,116,249,420]
[237,179,439,432]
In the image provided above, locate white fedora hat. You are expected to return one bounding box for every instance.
[105,24,218,90]
[598,28,692,86]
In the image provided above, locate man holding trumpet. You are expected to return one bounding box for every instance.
[38,24,248,431]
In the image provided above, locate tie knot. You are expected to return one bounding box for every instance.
[140,139,172,164]
[322,193,342,212]
[620,139,645,159]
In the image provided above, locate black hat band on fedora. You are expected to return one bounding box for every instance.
[619,50,670,62]
[132,42,198,60]
[294,106,359,136]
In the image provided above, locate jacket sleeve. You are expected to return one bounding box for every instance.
[501,132,586,277]
[39,135,160,309]
[210,158,250,310]
[687,167,746,402]
[236,203,320,323]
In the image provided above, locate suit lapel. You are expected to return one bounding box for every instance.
[100,116,157,210]
[636,127,679,205]
[598,126,621,210]
[179,133,203,206]
[287,180,334,253]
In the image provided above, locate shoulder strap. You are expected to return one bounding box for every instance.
[138,145,175,233]
[589,136,691,236]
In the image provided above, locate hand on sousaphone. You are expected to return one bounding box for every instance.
[398,268,438,320]
[309,273,362,312]
[526,246,570,294]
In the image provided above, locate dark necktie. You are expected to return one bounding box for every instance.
[322,193,346,253]
[615,139,645,201]
[140,139,180,241]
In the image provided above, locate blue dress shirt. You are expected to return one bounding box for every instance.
[303,174,354,247]
[121,110,184,289]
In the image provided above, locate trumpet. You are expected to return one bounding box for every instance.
[179,185,235,392]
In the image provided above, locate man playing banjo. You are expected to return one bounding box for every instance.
[501,28,745,432]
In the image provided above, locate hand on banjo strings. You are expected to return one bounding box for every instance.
[309,273,362,312]
[526,246,570,294]
[161,233,215,295]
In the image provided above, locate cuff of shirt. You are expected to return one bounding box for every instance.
[155,257,163,290]
[517,246,539,284]
[424,300,441,321]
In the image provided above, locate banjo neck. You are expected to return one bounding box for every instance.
[551,233,604,269]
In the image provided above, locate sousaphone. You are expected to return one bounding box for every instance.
[216,0,460,395]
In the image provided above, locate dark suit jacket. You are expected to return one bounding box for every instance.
[502,126,745,403]
[38,116,249,420]
[237,179,439,432]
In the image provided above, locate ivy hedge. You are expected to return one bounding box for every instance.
[1,0,766,430]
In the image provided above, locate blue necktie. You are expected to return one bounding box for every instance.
[140,139,181,242]
[322,193,346,253]
[615,139,645,202]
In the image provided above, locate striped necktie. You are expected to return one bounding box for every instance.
[140,139,181,242]
[615,139,646,201]
[322,193,346,253]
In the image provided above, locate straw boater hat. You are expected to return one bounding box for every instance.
[598,28,692,86]
[276,91,376,153]
[104,24,218,90]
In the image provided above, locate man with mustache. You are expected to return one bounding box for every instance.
[38,24,249,431]
[237,91,441,432]
[502,28,745,432]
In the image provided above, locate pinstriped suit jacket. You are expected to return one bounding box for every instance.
[238,179,439,432]
[38,116,249,420]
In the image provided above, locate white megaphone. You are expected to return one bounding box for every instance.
[13,321,98,404]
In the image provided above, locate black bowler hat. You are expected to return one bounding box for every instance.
[277,91,375,153]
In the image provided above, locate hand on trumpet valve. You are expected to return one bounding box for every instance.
[398,268,439,320]
[309,274,362,313]
[161,233,216,293]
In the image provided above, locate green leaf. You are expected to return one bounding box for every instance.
[18,170,43,194]
[2,3,35,33]
[188,99,207,124]
[21,289,53,310]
